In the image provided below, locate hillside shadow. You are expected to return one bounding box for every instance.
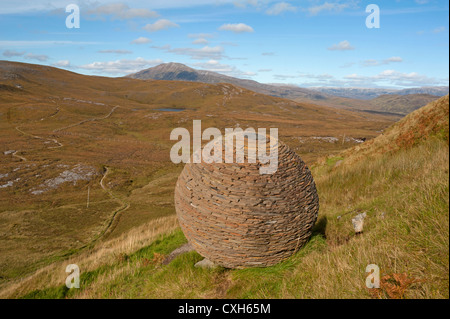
[312,216,327,239]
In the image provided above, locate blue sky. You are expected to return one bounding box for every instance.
[0,0,448,88]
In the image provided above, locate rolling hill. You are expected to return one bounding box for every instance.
[0,60,396,286]
[364,93,443,115]
[2,94,447,299]
[336,94,449,164]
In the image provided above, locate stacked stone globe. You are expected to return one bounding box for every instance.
[174,133,319,268]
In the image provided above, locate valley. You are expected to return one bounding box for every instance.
[0,61,396,283]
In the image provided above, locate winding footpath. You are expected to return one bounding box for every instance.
[12,104,118,161]
[12,106,62,162]
[53,105,119,133]
[98,166,131,239]
[10,101,128,247]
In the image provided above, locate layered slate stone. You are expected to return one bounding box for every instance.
[174,134,319,268]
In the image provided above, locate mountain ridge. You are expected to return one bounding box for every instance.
[310,86,449,100]
[127,62,330,101]
[127,62,446,115]
[127,62,448,100]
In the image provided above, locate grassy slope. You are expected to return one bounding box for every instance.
[368,94,440,115]
[0,61,396,282]
[5,97,448,299]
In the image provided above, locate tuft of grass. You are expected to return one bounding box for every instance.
[326,156,344,167]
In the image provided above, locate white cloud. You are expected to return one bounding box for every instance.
[24,53,49,61]
[362,56,403,67]
[143,19,179,32]
[151,44,225,60]
[433,26,446,33]
[273,74,298,80]
[308,2,350,16]
[53,60,71,67]
[233,0,264,9]
[151,44,172,50]
[188,33,215,39]
[385,56,403,63]
[300,69,448,88]
[98,50,132,54]
[258,68,272,72]
[0,40,104,47]
[362,59,379,67]
[131,37,152,44]
[219,23,254,33]
[87,3,159,20]
[3,50,25,57]
[298,72,335,80]
[416,26,447,35]
[328,40,354,51]
[340,62,356,68]
[168,46,225,60]
[266,2,297,15]
[192,38,209,45]
[0,1,242,14]
[343,69,444,87]
[262,52,276,56]
[193,59,255,78]
[79,57,163,75]
[220,41,239,47]
[189,33,214,45]
[193,60,235,73]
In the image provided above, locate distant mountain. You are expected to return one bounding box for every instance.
[127,63,447,116]
[309,86,449,100]
[126,62,331,101]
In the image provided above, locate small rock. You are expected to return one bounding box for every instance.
[162,243,194,265]
[194,258,218,269]
[352,212,367,234]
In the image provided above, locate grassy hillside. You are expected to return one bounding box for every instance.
[2,96,448,299]
[335,95,449,165]
[367,94,439,115]
[0,60,396,283]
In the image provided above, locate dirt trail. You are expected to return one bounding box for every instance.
[53,105,119,133]
[11,151,27,162]
[11,103,118,161]
[15,126,63,149]
[98,167,130,240]
[4,102,129,264]
[11,105,63,161]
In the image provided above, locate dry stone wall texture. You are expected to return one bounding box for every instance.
[174,137,319,268]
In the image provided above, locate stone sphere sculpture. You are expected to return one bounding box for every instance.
[174,133,319,268]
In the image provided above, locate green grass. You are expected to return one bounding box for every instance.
[20,230,188,299]
[325,156,344,167]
